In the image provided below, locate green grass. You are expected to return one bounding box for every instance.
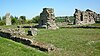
[35,28,100,56]
[89,23,100,26]
[0,23,100,56]
[0,23,36,29]
[0,37,48,56]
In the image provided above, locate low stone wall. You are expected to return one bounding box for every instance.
[61,26,100,29]
[17,26,33,28]
[0,31,11,38]
[0,29,55,52]
[0,31,32,45]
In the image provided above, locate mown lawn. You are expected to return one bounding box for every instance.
[0,37,48,56]
[35,28,100,56]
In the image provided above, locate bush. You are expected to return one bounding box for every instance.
[0,21,5,26]
[32,16,40,23]
[95,21,100,23]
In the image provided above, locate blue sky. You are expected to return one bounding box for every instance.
[0,0,100,19]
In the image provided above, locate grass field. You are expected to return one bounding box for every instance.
[0,37,48,56]
[89,23,100,26]
[0,24,100,56]
[35,28,100,56]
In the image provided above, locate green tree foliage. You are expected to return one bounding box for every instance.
[0,21,5,26]
[19,16,26,24]
[0,16,1,21]
[20,16,26,21]
[2,16,6,21]
[55,17,66,22]
[11,16,18,25]
[0,16,6,25]
[69,16,75,21]
[32,16,40,23]
[27,19,32,24]
[56,16,75,23]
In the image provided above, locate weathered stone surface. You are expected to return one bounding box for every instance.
[38,8,58,29]
[28,28,37,36]
[96,14,100,21]
[5,13,11,25]
[2,28,25,35]
[74,9,96,25]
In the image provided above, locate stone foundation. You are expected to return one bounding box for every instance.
[0,28,56,52]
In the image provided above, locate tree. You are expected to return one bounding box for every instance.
[1,16,6,25]
[20,16,26,21]
[10,15,14,19]
[19,16,26,24]
[2,16,6,21]
[0,16,1,21]
[0,21,5,26]
[32,16,40,23]
[11,17,17,25]
[27,19,32,24]
[0,16,6,25]
[15,16,18,20]
[10,16,18,25]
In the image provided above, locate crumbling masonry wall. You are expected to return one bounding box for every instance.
[38,8,58,29]
[74,9,96,25]
[5,13,12,25]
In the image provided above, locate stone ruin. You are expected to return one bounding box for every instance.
[5,13,12,25]
[28,28,38,36]
[38,8,58,29]
[0,28,56,52]
[96,14,100,21]
[74,9,96,25]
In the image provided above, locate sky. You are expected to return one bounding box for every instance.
[0,0,100,19]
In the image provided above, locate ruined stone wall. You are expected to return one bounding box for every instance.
[74,9,82,24]
[0,28,56,52]
[5,13,11,25]
[74,9,96,25]
[97,14,100,21]
[38,8,58,29]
